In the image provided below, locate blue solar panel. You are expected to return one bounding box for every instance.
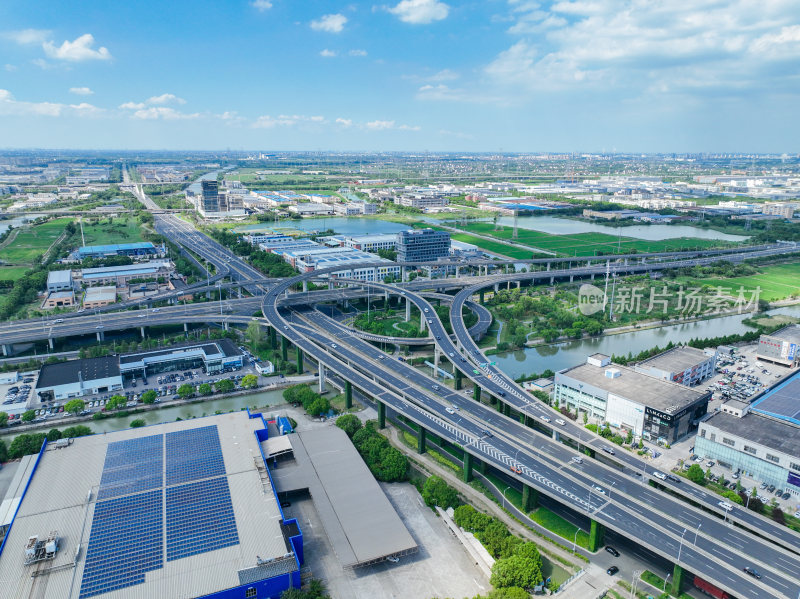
[165,425,226,486]
[97,434,163,500]
[166,477,239,561]
[79,490,163,598]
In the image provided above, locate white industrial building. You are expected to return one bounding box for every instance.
[343,234,398,252]
[35,356,123,401]
[634,345,716,386]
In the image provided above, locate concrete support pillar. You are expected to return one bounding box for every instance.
[516,281,521,289]
[296,348,304,374]
[474,386,481,403]
[373,267,378,283]
[454,369,462,391]
[328,280,333,290]
[546,262,551,271]
[345,381,353,409]
[405,297,411,322]
[589,519,604,552]
[420,310,427,331]
[433,347,440,370]
[1,344,7,357]
[417,427,427,454]
[302,280,308,293]
[479,290,485,304]
[590,273,595,280]
[378,400,386,429]
[496,399,504,413]
[281,335,289,362]
[519,411,526,425]
[48,338,54,350]
[507,281,511,290]
[456,266,461,278]
[269,326,277,350]
[550,276,554,285]
[504,403,511,417]
[223,321,229,331]
[401,266,407,282]
[96,331,104,342]
[671,564,684,596]
[552,429,560,442]
[463,452,473,482]
[184,322,188,334]
[522,484,538,512]
[140,326,146,338]
[493,283,499,292]
[318,364,326,393]
[569,275,574,283]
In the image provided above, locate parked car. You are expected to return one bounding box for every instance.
[604,546,620,557]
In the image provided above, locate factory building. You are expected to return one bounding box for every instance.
[757,324,800,367]
[76,242,160,260]
[0,412,303,599]
[634,345,716,386]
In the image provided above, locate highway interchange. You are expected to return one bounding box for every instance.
[6,178,800,598]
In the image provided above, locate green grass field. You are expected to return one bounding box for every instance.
[0,217,72,264]
[456,221,724,257]
[81,217,145,246]
[0,266,30,281]
[695,262,800,302]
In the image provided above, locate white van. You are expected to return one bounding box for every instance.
[653,471,667,480]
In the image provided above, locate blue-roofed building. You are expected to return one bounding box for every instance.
[0,412,303,599]
[76,242,161,259]
[77,260,174,288]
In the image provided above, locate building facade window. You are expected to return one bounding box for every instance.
[766,454,780,464]
[246,588,257,598]
[722,438,735,447]
[743,445,757,455]
[790,462,800,472]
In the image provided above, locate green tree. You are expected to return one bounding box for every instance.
[64,399,85,415]
[686,463,706,485]
[215,379,234,393]
[486,588,531,599]
[61,425,93,438]
[198,383,213,396]
[722,490,744,505]
[21,409,36,422]
[240,374,258,389]
[140,390,157,404]
[490,555,544,589]
[335,414,363,438]
[106,394,127,410]
[0,438,7,463]
[46,428,62,442]
[306,396,331,417]
[422,475,460,509]
[178,383,195,398]
[246,320,265,348]
[130,419,146,428]
[0,411,8,428]
[8,433,47,458]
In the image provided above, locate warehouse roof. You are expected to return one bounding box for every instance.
[557,361,707,414]
[36,356,120,389]
[47,270,72,285]
[269,426,417,568]
[0,413,294,599]
[763,324,800,344]
[638,346,710,373]
[83,286,116,302]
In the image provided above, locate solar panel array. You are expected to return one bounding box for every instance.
[752,377,800,422]
[166,477,239,561]
[79,490,163,598]
[97,434,163,500]
[80,425,241,598]
[166,425,226,485]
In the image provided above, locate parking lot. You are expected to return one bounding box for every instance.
[1,371,39,423]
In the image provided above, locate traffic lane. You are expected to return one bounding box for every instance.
[296,314,794,595]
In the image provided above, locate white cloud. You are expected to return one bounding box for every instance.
[119,101,145,110]
[427,68,459,81]
[365,119,420,131]
[335,118,353,127]
[252,114,327,128]
[310,14,347,33]
[320,49,337,58]
[43,34,111,62]
[131,107,199,120]
[2,29,50,45]
[251,0,273,11]
[349,49,368,56]
[485,0,800,97]
[0,88,103,118]
[388,0,449,24]
[146,93,186,105]
[4,64,17,72]
[69,86,94,96]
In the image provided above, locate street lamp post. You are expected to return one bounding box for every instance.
[664,573,671,593]
[502,486,511,511]
[677,528,687,562]
[572,528,580,553]
[694,522,702,545]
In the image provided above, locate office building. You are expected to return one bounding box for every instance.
[634,345,716,386]
[343,234,398,252]
[395,196,449,209]
[0,413,303,598]
[554,354,710,443]
[288,203,335,216]
[118,339,243,380]
[396,228,451,262]
[757,324,800,367]
[201,179,220,214]
[83,286,117,309]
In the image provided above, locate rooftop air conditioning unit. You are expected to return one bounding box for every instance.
[605,368,621,379]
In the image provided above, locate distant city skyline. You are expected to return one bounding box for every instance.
[1,0,799,152]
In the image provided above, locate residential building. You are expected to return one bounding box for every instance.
[396,228,451,262]
[634,345,716,386]
[554,354,710,443]
[756,324,800,367]
[762,202,798,218]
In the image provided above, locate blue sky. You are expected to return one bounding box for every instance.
[1,0,799,152]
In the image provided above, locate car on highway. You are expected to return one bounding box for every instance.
[718,501,734,511]
[424,308,429,313]
[604,546,620,557]
[482,429,493,437]
[137,314,146,318]
[95,325,103,329]
[570,456,583,464]
[653,471,667,480]
[601,446,615,455]
[743,567,761,579]
[510,465,522,474]
[666,474,681,483]
[555,418,566,426]
[386,555,400,563]
[448,352,454,357]
[606,566,619,576]
[541,416,551,423]
[445,407,455,414]
[54,318,64,323]
[152,308,160,312]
